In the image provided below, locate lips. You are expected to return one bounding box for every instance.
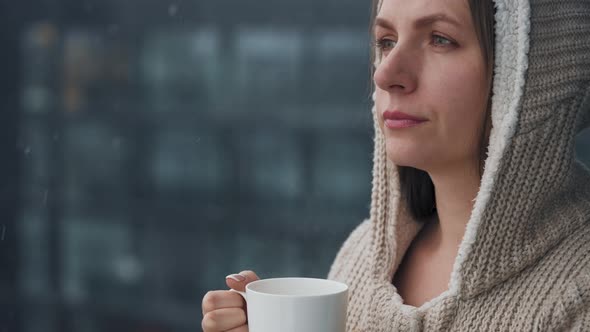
[383,110,428,129]
[383,110,428,122]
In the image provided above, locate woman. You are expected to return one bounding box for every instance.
[202,0,590,330]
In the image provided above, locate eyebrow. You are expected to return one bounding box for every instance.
[374,13,462,31]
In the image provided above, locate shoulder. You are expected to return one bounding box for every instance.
[543,222,590,331]
[338,219,373,252]
[482,221,590,330]
[547,265,590,331]
[327,219,372,281]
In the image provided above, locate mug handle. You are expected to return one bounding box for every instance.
[229,289,247,303]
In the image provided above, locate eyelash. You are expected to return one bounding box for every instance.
[375,34,455,51]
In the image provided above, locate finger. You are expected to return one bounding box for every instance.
[224,325,249,332]
[202,290,246,316]
[202,308,247,332]
[225,270,260,292]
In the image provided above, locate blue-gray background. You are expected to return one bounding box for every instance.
[1,1,589,331]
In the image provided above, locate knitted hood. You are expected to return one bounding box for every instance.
[354,0,590,317]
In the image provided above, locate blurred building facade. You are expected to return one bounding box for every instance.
[3,0,375,331]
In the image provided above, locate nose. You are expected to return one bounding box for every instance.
[373,44,418,94]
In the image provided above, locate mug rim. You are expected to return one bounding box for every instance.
[245,277,349,298]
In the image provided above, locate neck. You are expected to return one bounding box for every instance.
[426,161,481,250]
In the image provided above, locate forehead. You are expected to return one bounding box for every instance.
[376,0,470,25]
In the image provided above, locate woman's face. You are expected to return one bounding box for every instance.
[373,0,490,174]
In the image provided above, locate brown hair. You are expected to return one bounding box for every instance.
[368,0,496,221]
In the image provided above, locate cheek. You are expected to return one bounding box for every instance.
[375,87,388,127]
[375,87,387,108]
[427,61,488,137]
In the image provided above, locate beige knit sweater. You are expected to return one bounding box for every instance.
[326,0,590,331]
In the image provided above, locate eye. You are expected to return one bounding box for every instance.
[432,34,454,47]
[375,38,397,52]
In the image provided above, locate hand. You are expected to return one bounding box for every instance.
[201,270,260,332]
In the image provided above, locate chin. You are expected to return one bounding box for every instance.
[385,144,431,171]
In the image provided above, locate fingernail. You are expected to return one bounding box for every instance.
[226,274,246,282]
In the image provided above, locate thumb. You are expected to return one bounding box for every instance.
[225,270,261,292]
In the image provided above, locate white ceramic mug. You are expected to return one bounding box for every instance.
[231,277,348,332]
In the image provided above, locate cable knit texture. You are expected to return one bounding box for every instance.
[326,0,590,331]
